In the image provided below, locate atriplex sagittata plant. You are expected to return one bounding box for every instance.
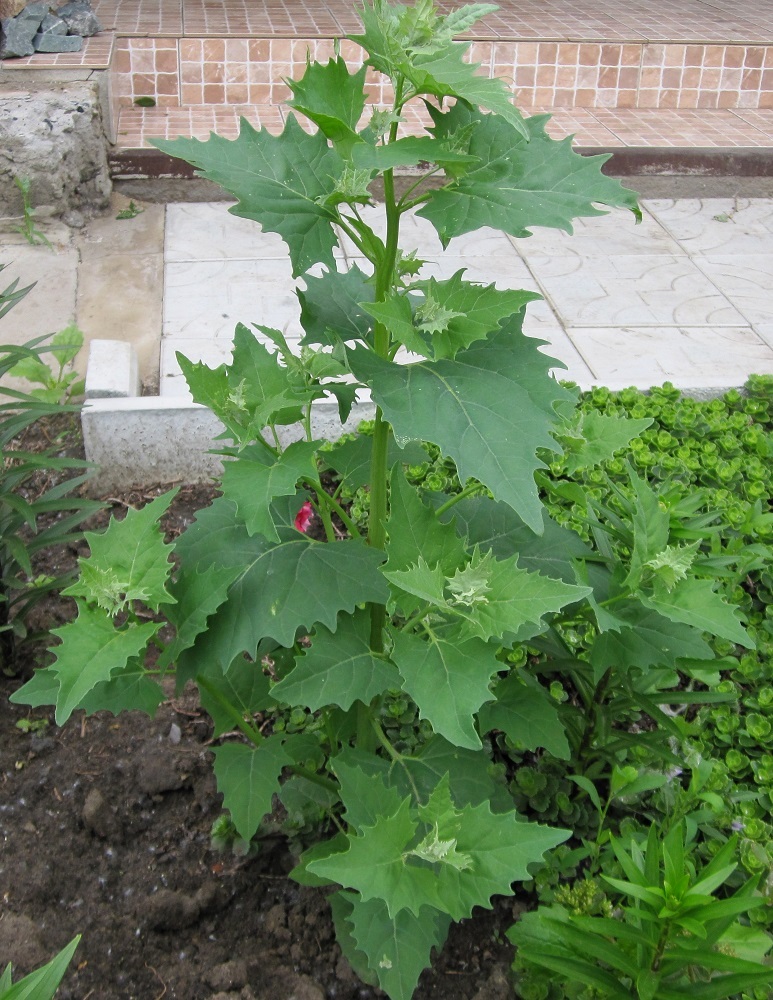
[12,1,756,995]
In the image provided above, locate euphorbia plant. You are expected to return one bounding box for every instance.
[12,1,755,995]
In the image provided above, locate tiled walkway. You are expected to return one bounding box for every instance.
[159,198,773,397]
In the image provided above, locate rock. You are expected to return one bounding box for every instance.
[0,82,111,218]
[0,914,48,973]
[144,888,200,931]
[39,11,66,32]
[205,960,248,992]
[55,0,100,35]
[0,0,27,19]
[0,14,38,56]
[32,30,82,50]
[135,752,185,795]
[19,1,51,20]
[62,208,85,228]
[81,786,121,840]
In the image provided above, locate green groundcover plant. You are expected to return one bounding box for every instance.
[11,1,761,995]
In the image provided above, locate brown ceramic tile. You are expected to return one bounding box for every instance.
[3,32,114,69]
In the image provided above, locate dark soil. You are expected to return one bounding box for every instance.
[0,426,520,1000]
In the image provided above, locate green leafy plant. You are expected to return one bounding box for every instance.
[10,2,756,995]
[115,200,144,220]
[0,268,101,670]
[510,822,773,1000]
[7,324,86,404]
[13,177,52,250]
[0,934,80,1000]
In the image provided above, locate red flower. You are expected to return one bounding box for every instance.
[294,500,313,533]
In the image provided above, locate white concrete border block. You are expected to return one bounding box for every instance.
[81,395,375,492]
[85,339,141,399]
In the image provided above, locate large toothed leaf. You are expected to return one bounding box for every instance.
[298,265,375,348]
[444,495,594,584]
[159,563,242,670]
[558,410,653,475]
[391,628,499,749]
[10,604,160,725]
[365,271,539,360]
[308,795,444,917]
[272,609,401,712]
[211,737,292,842]
[197,656,275,737]
[352,136,478,172]
[220,440,320,542]
[152,116,342,277]
[334,755,407,832]
[286,57,368,150]
[348,324,573,531]
[324,435,429,490]
[590,602,714,683]
[418,779,570,921]
[479,673,570,759]
[65,491,177,614]
[186,530,389,663]
[346,893,451,1000]
[350,2,527,136]
[385,466,467,575]
[642,579,752,649]
[418,105,640,245]
[77,658,166,718]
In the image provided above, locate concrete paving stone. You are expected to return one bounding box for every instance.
[691,256,773,327]
[76,250,163,386]
[511,204,681,258]
[525,254,746,328]
[643,198,773,256]
[0,242,77,344]
[77,199,165,261]
[570,326,773,390]
[754,325,773,350]
[163,258,303,342]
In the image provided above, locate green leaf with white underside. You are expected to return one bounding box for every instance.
[558,411,653,475]
[418,105,640,245]
[211,736,292,842]
[11,603,160,725]
[346,894,451,1000]
[365,272,539,360]
[196,656,275,737]
[444,495,594,584]
[298,265,375,348]
[590,602,713,683]
[286,58,367,150]
[65,490,177,614]
[352,136,478,171]
[308,795,444,917]
[77,658,165,717]
[479,673,570,759]
[642,579,752,649]
[272,609,401,712]
[391,628,499,749]
[347,323,573,532]
[158,562,242,670]
[220,440,320,542]
[152,116,343,277]
[187,531,389,663]
[350,5,528,137]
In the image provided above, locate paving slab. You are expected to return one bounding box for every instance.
[691,256,773,327]
[644,199,773,255]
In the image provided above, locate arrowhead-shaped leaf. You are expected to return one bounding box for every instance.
[41,604,160,725]
[391,628,499,749]
[65,491,177,614]
[159,562,241,670]
[385,466,466,575]
[479,673,569,759]
[272,608,401,712]
[642,579,752,649]
[333,754,406,831]
[558,411,652,475]
[298,265,375,348]
[220,440,320,542]
[197,656,275,737]
[286,57,368,150]
[211,736,293,841]
[346,893,451,1000]
[418,105,640,245]
[324,435,428,490]
[625,469,671,590]
[348,323,572,531]
[352,136,478,171]
[152,116,343,277]
[78,659,165,717]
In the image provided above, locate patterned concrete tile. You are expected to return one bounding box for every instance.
[512,204,680,258]
[525,254,745,327]
[165,202,293,261]
[644,199,773,255]
[754,325,773,350]
[163,258,302,341]
[693,256,773,326]
[569,326,773,389]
